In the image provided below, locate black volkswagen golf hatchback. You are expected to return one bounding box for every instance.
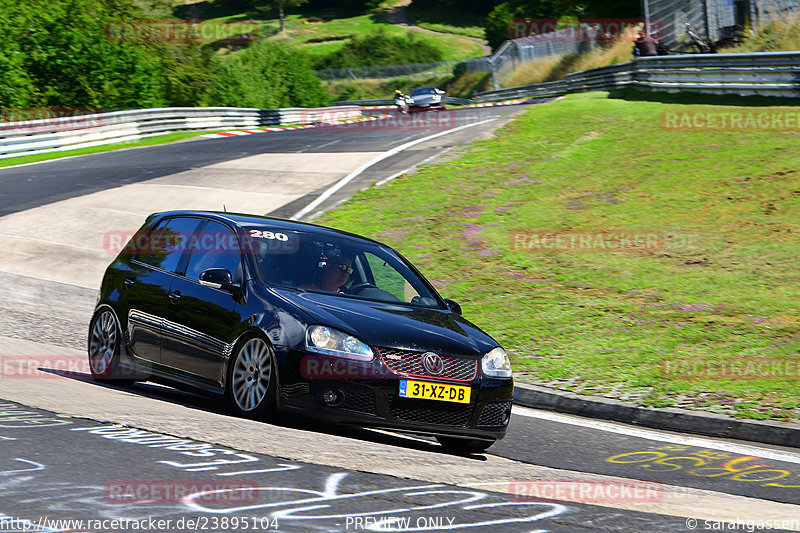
[89,211,513,452]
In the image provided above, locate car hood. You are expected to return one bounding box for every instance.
[273,289,497,358]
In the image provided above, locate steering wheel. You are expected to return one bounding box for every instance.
[346,282,377,294]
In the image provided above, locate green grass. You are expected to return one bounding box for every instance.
[720,14,800,52]
[199,9,484,62]
[404,4,486,39]
[265,14,483,61]
[317,91,800,421]
[0,131,220,168]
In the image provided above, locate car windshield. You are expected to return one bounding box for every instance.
[246,227,442,308]
[411,88,437,96]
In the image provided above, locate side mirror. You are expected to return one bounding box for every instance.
[199,268,240,293]
[443,298,462,315]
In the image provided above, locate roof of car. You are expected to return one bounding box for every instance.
[151,210,384,246]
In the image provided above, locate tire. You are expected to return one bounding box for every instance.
[436,436,496,454]
[88,309,134,385]
[227,336,277,419]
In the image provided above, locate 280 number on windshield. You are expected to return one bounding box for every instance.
[249,230,288,241]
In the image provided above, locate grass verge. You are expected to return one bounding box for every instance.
[404,3,486,39]
[271,14,483,61]
[0,131,218,168]
[503,40,634,87]
[720,11,800,52]
[317,91,800,421]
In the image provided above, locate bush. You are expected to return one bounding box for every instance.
[205,41,328,108]
[313,28,443,69]
[0,0,167,110]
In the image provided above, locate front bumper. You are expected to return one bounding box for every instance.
[409,102,444,110]
[276,350,514,440]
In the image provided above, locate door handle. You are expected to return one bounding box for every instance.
[123,278,135,288]
[168,290,181,303]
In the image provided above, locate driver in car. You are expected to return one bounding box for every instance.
[300,251,353,292]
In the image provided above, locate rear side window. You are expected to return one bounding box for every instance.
[135,217,202,274]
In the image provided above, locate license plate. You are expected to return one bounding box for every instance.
[399,380,471,404]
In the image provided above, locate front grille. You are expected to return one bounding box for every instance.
[340,390,376,415]
[389,397,474,426]
[478,401,512,427]
[377,348,477,381]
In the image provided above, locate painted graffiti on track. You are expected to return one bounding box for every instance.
[607,445,800,489]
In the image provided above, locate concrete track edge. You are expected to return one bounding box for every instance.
[514,383,800,448]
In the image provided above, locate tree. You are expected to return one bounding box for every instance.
[483,0,639,51]
[0,0,166,110]
[254,0,309,32]
[313,28,442,69]
[204,41,327,108]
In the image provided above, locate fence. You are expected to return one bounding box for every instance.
[314,58,490,81]
[472,50,800,101]
[0,106,361,160]
[645,0,800,52]
[313,25,601,88]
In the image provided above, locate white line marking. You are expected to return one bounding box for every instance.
[91,208,145,217]
[0,458,46,475]
[0,233,102,254]
[513,405,800,464]
[132,183,256,193]
[216,464,301,476]
[296,138,342,153]
[290,119,496,220]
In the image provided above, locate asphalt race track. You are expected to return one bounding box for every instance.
[1,105,799,532]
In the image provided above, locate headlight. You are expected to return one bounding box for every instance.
[306,325,374,361]
[481,347,512,378]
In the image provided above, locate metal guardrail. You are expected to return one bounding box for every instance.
[0,106,361,160]
[333,97,473,107]
[566,61,635,93]
[471,80,568,102]
[473,51,800,102]
[5,51,797,161]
